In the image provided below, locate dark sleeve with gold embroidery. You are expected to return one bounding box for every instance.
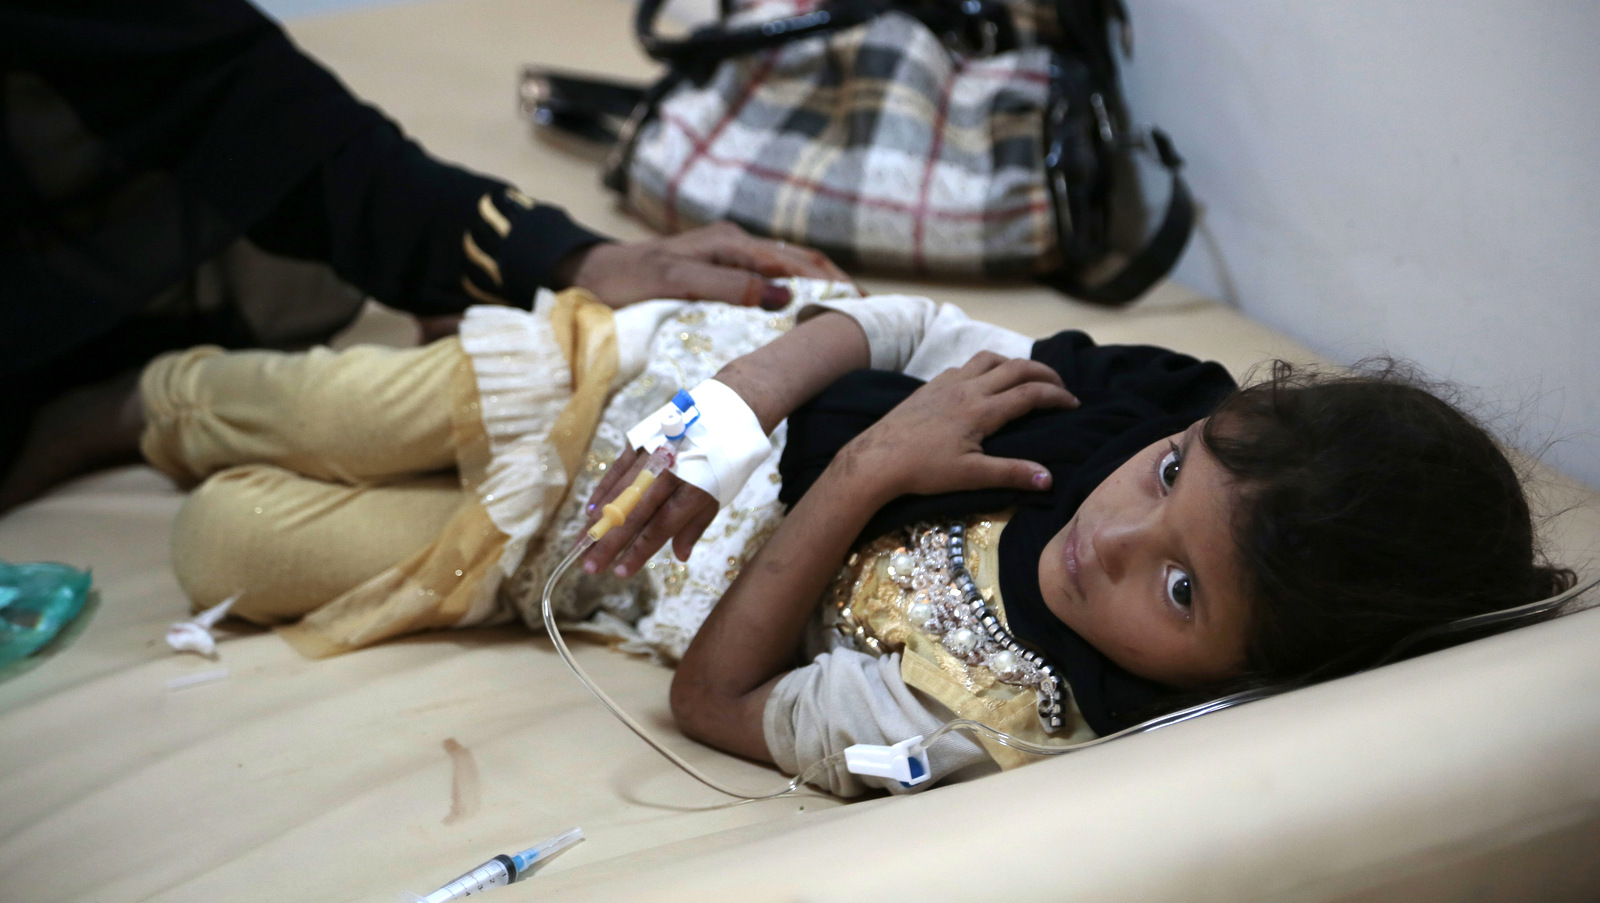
[2,0,609,374]
[249,119,609,314]
[461,187,609,309]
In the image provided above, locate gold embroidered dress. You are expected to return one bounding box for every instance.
[821,514,1096,772]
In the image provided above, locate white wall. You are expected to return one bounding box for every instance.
[1118,1,1600,488]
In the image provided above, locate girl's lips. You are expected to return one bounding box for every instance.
[1064,520,1086,602]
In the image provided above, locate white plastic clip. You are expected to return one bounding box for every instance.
[165,593,238,658]
[843,735,931,788]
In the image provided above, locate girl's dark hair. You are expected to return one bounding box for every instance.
[1201,359,1575,687]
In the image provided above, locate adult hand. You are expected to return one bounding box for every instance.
[558,222,850,310]
[580,447,718,578]
[840,352,1080,503]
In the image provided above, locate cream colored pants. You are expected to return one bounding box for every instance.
[142,340,469,623]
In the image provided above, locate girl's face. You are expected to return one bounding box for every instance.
[1037,421,1252,687]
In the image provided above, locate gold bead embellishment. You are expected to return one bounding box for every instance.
[843,521,1067,733]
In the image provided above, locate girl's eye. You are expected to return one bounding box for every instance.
[1158,445,1182,490]
[1166,568,1193,610]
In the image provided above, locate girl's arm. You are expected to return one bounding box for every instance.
[581,310,873,575]
[582,297,1045,576]
[670,353,1077,759]
[670,437,892,758]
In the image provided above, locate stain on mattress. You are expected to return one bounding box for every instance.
[441,737,481,825]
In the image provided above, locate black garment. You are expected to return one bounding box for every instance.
[778,331,1238,734]
[1,0,606,475]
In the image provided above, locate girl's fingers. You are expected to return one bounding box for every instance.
[582,464,680,573]
[613,484,716,577]
[973,357,1066,393]
[764,242,851,282]
[672,504,720,562]
[985,382,1080,428]
[961,454,1053,493]
[586,446,640,515]
[955,350,1008,377]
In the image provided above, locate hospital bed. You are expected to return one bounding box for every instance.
[3,1,1599,899]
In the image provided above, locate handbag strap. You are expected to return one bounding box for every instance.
[1043,128,1194,306]
[635,0,1024,76]
[635,0,889,78]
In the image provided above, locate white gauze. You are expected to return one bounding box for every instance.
[625,378,771,507]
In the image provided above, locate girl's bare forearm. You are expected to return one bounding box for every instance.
[714,311,870,433]
[670,448,893,759]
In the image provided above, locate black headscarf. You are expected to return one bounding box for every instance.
[778,330,1237,734]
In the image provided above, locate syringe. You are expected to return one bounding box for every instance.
[414,828,583,902]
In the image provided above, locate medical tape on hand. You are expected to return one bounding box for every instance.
[625,379,772,507]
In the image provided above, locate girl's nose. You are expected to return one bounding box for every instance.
[1091,515,1147,583]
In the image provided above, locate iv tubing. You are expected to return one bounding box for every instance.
[541,443,841,802]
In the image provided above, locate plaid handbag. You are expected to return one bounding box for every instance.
[523,0,1192,304]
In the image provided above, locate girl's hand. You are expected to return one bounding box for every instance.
[579,311,872,577]
[839,351,1079,504]
[579,446,718,577]
[577,360,785,578]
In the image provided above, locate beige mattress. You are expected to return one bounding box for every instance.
[4,2,1600,900]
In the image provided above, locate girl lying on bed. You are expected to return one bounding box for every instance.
[139,279,1573,796]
